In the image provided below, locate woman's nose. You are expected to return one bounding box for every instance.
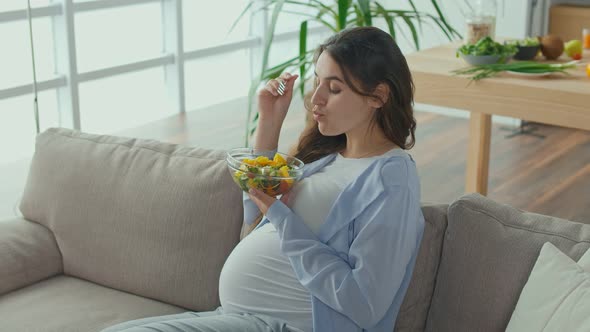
[310,87,326,106]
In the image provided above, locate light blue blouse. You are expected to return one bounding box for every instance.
[242,149,425,332]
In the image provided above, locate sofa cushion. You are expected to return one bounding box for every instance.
[19,128,244,311]
[506,242,590,332]
[395,203,448,332]
[425,193,590,332]
[0,275,184,332]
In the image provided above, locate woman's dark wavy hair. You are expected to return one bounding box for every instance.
[293,26,416,163]
[246,26,416,235]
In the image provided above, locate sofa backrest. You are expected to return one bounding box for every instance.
[395,203,449,332]
[20,128,244,311]
[425,193,590,332]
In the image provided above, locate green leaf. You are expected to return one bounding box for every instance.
[352,4,364,26]
[229,1,254,34]
[337,0,350,30]
[244,79,260,146]
[242,0,460,145]
[250,111,260,139]
[279,0,338,29]
[316,19,338,32]
[407,0,423,33]
[262,49,314,78]
[427,14,453,40]
[299,20,308,98]
[265,0,338,32]
[277,10,336,31]
[400,13,420,50]
[373,9,417,16]
[377,7,459,41]
[293,79,306,100]
[310,0,337,19]
[392,20,412,49]
[260,0,287,80]
[245,0,286,146]
[285,0,322,8]
[430,0,462,39]
[357,0,372,26]
[374,2,395,41]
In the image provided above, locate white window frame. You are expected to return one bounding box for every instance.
[0,0,328,130]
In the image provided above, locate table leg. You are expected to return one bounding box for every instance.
[466,112,492,195]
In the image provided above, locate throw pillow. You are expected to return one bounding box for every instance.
[506,242,590,331]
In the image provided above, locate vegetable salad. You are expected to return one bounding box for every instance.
[232,153,297,196]
[457,36,517,58]
[506,37,540,47]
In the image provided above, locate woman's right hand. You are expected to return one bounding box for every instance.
[257,72,299,125]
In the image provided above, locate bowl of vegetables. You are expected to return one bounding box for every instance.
[505,38,540,60]
[457,37,517,65]
[226,148,304,197]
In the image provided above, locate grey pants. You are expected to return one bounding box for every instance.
[100,306,298,332]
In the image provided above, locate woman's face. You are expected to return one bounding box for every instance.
[310,52,374,136]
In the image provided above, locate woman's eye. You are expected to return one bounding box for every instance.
[329,87,341,94]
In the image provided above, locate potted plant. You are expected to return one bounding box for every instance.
[234,0,461,146]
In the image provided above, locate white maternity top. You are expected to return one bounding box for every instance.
[219,148,400,332]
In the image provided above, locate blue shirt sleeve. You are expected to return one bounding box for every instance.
[265,183,423,328]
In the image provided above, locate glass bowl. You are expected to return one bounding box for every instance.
[226,148,304,197]
[459,52,512,65]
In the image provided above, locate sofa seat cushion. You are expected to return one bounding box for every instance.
[0,275,185,332]
[425,193,590,332]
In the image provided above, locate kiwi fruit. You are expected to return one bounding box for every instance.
[538,35,564,60]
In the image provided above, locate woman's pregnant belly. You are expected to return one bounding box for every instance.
[219,222,312,332]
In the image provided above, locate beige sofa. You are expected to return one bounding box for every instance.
[1,128,589,332]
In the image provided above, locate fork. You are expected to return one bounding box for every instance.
[277,80,286,96]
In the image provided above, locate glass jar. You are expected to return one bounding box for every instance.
[464,0,497,44]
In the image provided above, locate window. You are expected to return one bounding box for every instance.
[268,32,329,70]
[184,49,250,111]
[273,2,323,34]
[0,91,59,166]
[79,68,172,134]
[0,18,56,90]
[75,3,163,72]
[0,0,51,12]
[183,0,251,51]
[0,0,321,216]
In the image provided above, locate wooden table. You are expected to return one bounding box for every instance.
[406,42,590,196]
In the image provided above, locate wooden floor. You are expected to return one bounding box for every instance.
[120,99,590,224]
[412,112,590,223]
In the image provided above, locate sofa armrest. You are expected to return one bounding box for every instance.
[0,217,63,296]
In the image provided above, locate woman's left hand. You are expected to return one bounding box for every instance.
[247,188,292,215]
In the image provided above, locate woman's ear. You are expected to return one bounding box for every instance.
[367,83,390,109]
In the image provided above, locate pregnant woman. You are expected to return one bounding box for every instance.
[102,26,425,332]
